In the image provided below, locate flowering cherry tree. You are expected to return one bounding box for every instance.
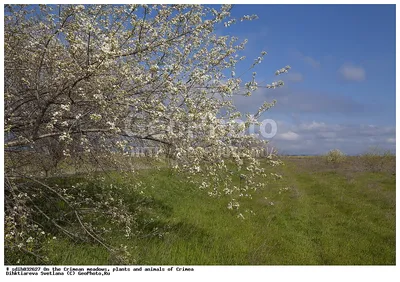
[4,4,289,262]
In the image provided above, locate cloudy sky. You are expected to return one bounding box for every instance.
[222,4,396,155]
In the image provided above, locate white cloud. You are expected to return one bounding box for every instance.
[298,121,327,131]
[292,50,320,68]
[286,72,303,82]
[386,138,396,143]
[276,131,300,141]
[233,86,367,117]
[270,120,395,155]
[339,64,366,81]
[303,56,320,68]
[317,132,337,139]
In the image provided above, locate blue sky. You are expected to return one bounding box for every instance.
[220,4,396,155]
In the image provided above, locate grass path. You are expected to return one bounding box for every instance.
[273,161,396,264]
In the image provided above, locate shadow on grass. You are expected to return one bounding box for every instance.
[16,172,215,265]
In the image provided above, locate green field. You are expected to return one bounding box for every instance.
[10,156,396,265]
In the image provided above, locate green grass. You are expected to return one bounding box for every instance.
[37,157,396,265]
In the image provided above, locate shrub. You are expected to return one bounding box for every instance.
[325,149,346,164]
[359,146,395,173]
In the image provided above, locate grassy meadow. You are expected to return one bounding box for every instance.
[7,155,396,265]
[10,155,395,265]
